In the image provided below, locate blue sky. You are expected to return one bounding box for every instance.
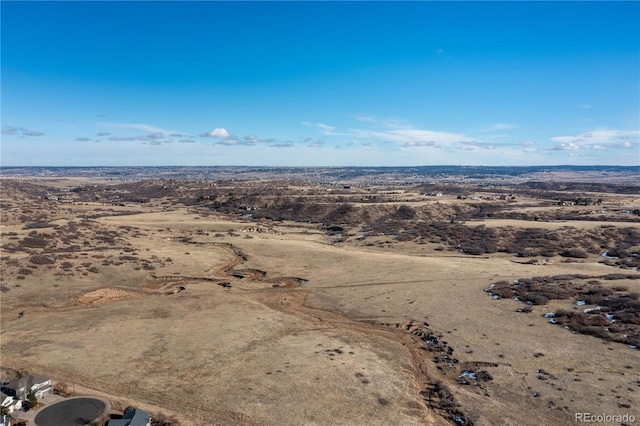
[2,1,639,166]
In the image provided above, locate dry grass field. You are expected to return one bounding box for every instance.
[1,175,639,425]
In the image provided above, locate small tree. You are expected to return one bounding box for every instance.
[24,391,38,410]
[0,405,10,416]
[54,380,71,396]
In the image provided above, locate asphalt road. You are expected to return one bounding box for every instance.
[34,397,106,426]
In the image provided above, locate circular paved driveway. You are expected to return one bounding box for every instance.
[34,397,107,426]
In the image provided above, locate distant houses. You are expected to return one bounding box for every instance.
[0,373,155,426]
[1,373,52,417]
[2,374,52,401]
[0,391,21,414]
[110,407,151,426]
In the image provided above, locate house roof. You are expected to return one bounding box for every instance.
[109,408,151,426]
[4,375,50,391]
[0,392,11,402]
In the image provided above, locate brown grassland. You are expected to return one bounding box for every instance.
[1,173,639,425]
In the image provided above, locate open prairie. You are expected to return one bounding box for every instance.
[1,170,639,425]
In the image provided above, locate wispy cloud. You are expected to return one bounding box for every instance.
[99,122,178,135]
[549,129,639,151]
[351,128,476,147]
[2,127,44,136]
[316,123,334,133]
[578,104,593,109]
[482,122,519,132]
[108,136,136,142]
[271,141,295,148]
[2,127,18,135]
[353,114,376,123]
[74,137,92,142]
[97,132,110,136]
[242,134,275,145]
[404,140,437,147]
[302,122,339,135]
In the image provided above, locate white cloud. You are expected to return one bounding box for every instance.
[352,128,476,146]
[200,128,231,138]
[549,129,639,151]
[549,142,580,151]
[578,104,593,109]
[74,137,92,142]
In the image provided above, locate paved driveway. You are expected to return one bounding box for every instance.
[32,396,110,426]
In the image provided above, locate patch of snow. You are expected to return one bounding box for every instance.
[601,251,619,259]
[459,370,477,380]
[575,300,586,306]
[543,312,555,318]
